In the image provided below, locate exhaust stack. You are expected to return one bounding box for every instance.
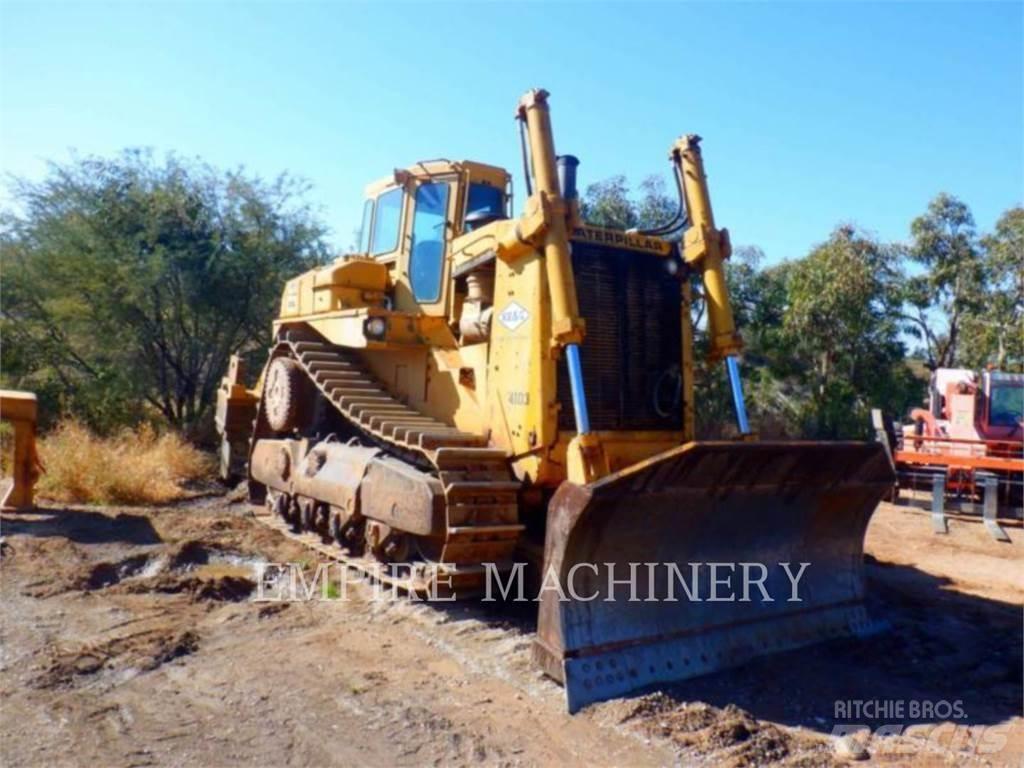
[556,154,579,201]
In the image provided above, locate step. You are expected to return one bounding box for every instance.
[347,403,419,419]
[301,351,347,364]
[374,418,441,436]
[445,480,521,497]
[438,469,512,483]
[292,341,328,353]
[313,370,370,384]
[448,523,525,537]
[333,394,398,410]
[307,361,359,374]
[323,386,382,401]
[433,447,509,468]
[420,432,487,450]
[320,379,377,392]
[394,424,456,443]
[447,502,519,526]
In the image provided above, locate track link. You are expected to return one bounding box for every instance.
[249,330,524,592]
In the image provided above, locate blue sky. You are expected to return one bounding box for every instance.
[1,2,1021,262]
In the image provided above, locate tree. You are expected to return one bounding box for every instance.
[635,175,678,232]
[783,226,915,437]
[581,175,636,229]
[961,207,1024,370]
[1,150,329,437]
[581,174,679,232]
[903,193,984,369]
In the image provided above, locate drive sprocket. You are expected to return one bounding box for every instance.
[264,357,306,433]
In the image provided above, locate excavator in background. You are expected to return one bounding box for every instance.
[216,88,894,712]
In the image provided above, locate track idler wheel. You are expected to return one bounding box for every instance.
[264,357,308,433]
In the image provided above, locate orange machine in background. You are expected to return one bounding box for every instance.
[0,390,42,511]
[875,369,1023,542]
[900,369,1022,494]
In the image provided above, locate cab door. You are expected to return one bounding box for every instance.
[396,177,455,317]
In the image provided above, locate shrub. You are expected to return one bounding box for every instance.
[36,421,214,505]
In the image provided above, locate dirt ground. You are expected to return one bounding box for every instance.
[1,495,1020,767]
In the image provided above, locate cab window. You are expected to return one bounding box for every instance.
[466,183,504,222]
[371,187,403,256]
[990,385,1024,427]
[409,182,450,302]
[358,199,374,253]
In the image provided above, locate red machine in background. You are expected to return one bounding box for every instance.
[874,368,1023,541]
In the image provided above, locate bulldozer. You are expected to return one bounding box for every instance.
[216,88,895,712]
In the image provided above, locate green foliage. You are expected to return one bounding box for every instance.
[902,193,985,369]
[964,207,1024,370]
[581,175,637,229]
[783,226,910,437]
[1,150,329,437]
[899,195,1022,372]
[580,174,678,232]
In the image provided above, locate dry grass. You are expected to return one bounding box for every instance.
[37,421,214,506]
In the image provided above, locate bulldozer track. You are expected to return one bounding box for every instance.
[251,509,497,596]
[248,329,523,593]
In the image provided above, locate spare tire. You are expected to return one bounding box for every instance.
[264,357,307,433]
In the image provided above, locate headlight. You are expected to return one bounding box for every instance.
[363,316,387,340]
[664,257,688,280]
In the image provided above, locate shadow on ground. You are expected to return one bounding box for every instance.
[1,506,161,545]
[647,559,1022,734]
[380,552,1022,733]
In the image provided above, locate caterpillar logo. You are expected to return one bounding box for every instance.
[571,226,671,255]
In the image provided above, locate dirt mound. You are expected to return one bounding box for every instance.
[77,553,155,589]
[60,540,261,602]
[612,694,829,767]
[33,628,199,689]
[120,572,255,602]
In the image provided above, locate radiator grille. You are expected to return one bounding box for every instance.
[557,241,683,431]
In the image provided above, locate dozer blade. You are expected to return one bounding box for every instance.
[534,440,894,713]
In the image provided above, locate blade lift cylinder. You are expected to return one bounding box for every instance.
[726,354,751,435]
[566,344,591,435]
[557,154,588,435]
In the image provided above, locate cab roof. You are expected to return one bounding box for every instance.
[363,159,509,197]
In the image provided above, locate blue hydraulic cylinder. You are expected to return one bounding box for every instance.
[565,344,591,435]
[725,355,751,435]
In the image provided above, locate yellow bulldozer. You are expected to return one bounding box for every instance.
[216,88,894,712]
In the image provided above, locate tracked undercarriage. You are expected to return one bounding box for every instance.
[246,329,524,595]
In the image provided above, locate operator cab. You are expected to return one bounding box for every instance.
[355,160,510,315]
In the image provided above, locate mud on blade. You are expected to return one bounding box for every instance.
[534,441,895,713]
